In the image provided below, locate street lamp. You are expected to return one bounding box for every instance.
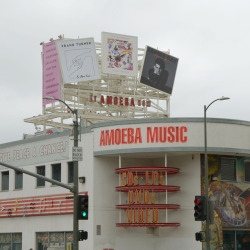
[204,96,230,250]
[43,96,79,250]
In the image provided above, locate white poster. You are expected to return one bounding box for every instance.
[101,32,138,77]
[57,38,100,83]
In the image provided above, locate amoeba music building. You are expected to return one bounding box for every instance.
[0,117,250,250]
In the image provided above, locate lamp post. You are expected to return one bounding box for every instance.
[43,96,79,250]
[204,96,229,250]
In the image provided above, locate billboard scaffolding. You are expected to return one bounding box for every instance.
[25,36,175,133]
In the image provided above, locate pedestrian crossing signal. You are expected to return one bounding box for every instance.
[195,231,205,242]
[78,230,88,241]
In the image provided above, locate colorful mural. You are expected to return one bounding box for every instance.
[200,155,250,249]
[210,182,248,227]
[201,155,250,228]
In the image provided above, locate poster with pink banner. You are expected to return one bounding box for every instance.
[42,40,61,105]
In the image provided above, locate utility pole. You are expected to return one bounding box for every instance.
[73,109,79,250]
[43,96,80,250]
[204,97,230,250]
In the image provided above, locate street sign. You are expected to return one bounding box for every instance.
[72,147,83,161]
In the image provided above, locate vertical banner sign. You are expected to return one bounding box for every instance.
[140,46,178,95]
[101,32,138,77]
[56,38,100,83]
[42,40,61,105]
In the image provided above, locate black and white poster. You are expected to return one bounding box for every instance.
[140,46,178,94]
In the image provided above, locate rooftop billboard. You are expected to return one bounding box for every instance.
[57,38,100,83]
[140,46,178,95]
[101,32,138,77]
[42,40,61,105]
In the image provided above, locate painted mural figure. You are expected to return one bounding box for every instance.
[201,155,250,249]
[210,182,247,227]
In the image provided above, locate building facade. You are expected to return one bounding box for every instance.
[0,117,250,250]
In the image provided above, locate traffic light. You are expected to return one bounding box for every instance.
[78,195,88,220]
[78,230,88,241]
[194,195,206,221]
[195,231,205,242]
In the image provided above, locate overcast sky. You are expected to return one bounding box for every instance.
[1,0,250,144]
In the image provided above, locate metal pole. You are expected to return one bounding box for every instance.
[204,97,230,249]
[43,97,79,249]
[204,105,210,250]
[73,109,79,250]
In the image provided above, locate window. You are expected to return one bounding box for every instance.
[37,166,45,187]
[223,230,235,249]
[68,162,74,183]
[1,171,9,191]
[236,231,250,250]
[15,171,23,189]
[37,232,48,250]
[223,230,250,250]
[37,232,73,250]
[244,161,250,182]
[0,233,22,250]
[52,163,61,182]
[220,158,236,181]
[12,233,22,250]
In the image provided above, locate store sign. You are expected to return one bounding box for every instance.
[126,191,159,224]
[116,167,180,227]
[0,136,69,168]
[90,94,151,108]
[99,126,187,146]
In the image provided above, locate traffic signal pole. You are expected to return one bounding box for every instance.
[203,97,229,250]
[204,105,210,250]
[43,97,80,250]
[73,109,79,250]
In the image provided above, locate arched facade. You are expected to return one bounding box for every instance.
[0,118,250,250]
